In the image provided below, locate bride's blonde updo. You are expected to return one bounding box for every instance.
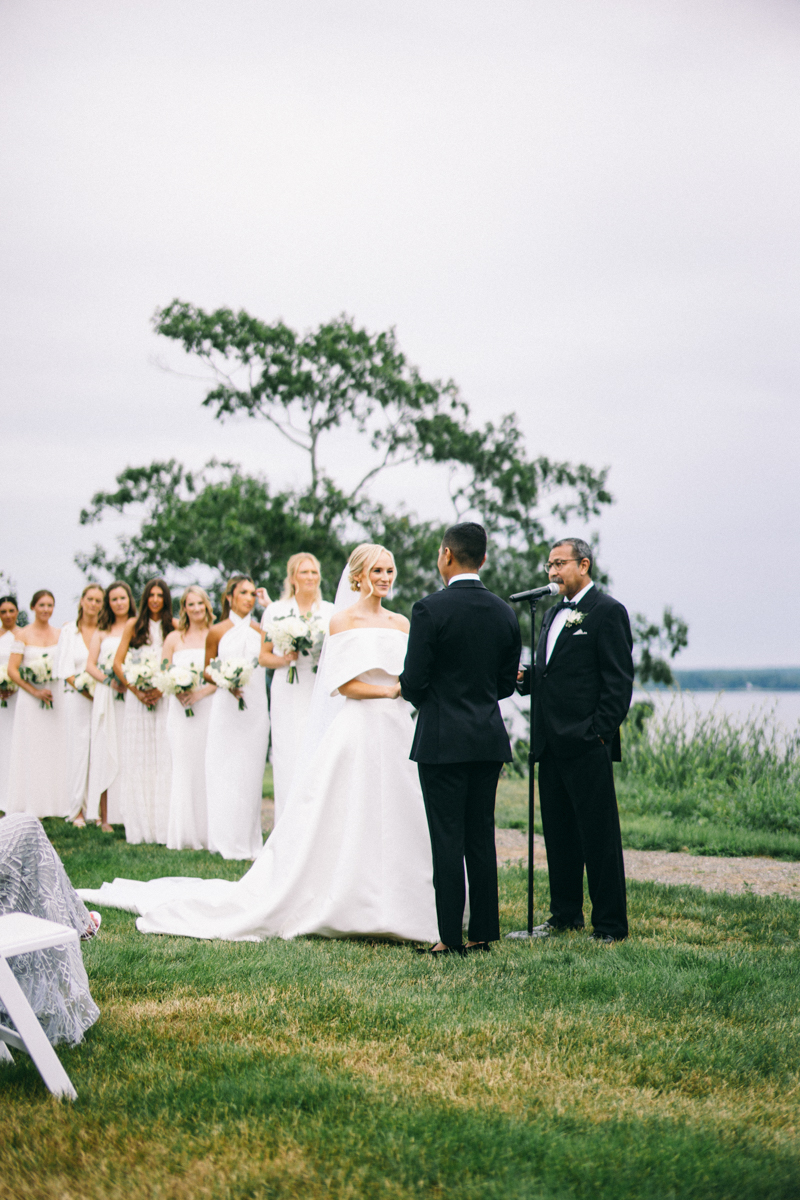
[347,543,396,598]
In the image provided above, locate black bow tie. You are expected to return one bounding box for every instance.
[555,600,576,612]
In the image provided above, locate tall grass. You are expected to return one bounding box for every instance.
[617,698,800,836]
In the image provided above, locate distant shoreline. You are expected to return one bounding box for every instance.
[654,668,800,692]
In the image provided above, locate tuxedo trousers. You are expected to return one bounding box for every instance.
[417,760,502,947]
[538,744,628,939]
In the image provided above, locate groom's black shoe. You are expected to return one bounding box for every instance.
[415,944,466,957]
[463,941,491,954]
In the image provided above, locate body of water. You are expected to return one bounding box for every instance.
[501,689,800,740]
[634,689,800,731]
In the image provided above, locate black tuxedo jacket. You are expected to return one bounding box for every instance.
[399,579,521,764]
[520,586,633,762]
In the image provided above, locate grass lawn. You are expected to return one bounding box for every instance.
[495,774,800,861]
[2,821,799,1199]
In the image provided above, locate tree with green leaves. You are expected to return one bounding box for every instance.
[632,607,689,686]
[78,301,686,678]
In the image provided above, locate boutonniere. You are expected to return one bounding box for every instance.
[565,610,586,629]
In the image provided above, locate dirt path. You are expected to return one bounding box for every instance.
[495,827,800,899]
[263,799,800,900]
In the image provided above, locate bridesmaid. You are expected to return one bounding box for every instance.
[162,586,216,851]
[58,584,104,827]
[5,591,67,818]
[204,574,269,860]
[0,595,22,812]
[114,578,176,845]
[260,553,335,824]
[85,581,135,831]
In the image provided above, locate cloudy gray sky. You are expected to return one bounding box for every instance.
[2,0,799,666]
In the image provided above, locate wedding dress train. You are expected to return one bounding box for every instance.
[78,628,437,944]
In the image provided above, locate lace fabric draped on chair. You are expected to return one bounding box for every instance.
[0,815,99,1046]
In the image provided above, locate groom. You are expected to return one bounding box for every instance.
[399,523,521,955]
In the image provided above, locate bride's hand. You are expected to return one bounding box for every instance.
[256,587,271,607]
[385,683,402,699]
[282,651,299,666]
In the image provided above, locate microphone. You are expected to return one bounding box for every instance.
[509,582,561,603]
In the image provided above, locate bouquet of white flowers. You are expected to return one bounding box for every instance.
[71,671,96,699]
[19,653,54,708]
[97,644,125,701]
[152,660,202,717]
[207,656,256,711]
[263,613,326,683]
[123,648,161,710]
[0,664,18,708]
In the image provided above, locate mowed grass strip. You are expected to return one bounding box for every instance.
[1,828,799,1199]
[496,773,800,860]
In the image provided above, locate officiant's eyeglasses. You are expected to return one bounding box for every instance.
[545,558,577,571]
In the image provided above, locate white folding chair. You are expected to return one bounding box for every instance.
[0,912,80,1100]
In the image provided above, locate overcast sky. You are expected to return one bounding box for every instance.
[2,0,799,667]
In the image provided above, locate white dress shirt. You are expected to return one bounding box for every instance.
[448,573,481,585]
[545,581,594,664]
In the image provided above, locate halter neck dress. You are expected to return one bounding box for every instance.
[205,612,269,860]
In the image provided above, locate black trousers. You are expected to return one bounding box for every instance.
[538,744,628,940]
[417,760,503,947]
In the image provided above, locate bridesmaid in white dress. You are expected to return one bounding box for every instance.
[260,553,335,825]
[114,578,176,845]
[5,590,67,819]
[0,594,22,812]
[78,545,437,944]
[85,581,135,831]
[204,575,269,860]
[57,584,104,826]
[161,586,216,851]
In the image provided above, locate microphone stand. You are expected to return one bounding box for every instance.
[506,588,542,939]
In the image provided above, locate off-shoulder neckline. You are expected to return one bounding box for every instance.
[328,627,408,639]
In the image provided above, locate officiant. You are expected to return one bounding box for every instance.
[517,538,633,943]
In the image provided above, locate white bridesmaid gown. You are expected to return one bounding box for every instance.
[78,628,438,944]
[0,630,20,812]
[86,635,126,824]
[166,647,211,851]
[56,622,93,821]
[262,598,335,825]
[120,621,172,845]
[205,614,268,860]
[4,641,67,819]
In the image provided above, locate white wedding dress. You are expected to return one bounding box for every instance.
[0,629,19,812]
[56,622,93,821]
[86,635,126,824]
[166,646,211,851]
[120,621,172,845]
[4,641,67,819]
[78,628,438,944]
[263,597,335,824]
[205,614,269,860]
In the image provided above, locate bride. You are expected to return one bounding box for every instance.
[78,545,437,944]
